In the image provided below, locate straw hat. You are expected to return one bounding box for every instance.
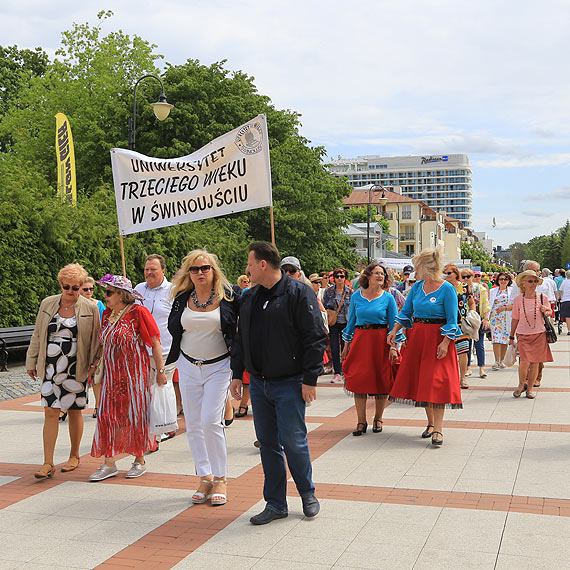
[515,270,543,288]
[308,273,322,283]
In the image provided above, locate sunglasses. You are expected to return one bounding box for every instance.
[82,287,94,292]
[461,275,473,279]
[189,265,211,274]
[444,272,454,275]
[526,279,539,283]
[104,289,117,297]
[284,267,298,274]
[498,277,508,281]
[334,274,345,278]
[62,284,80,291]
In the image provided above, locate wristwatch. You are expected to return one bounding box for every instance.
[158,368,165,374]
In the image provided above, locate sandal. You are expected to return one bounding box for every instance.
[59,411,67,422]
[352,422,367,436]
[526,392,536,399]
[61,457,80,472]
[372,418,383,433]
[209,477,227,506]
[192,478,213,504]
[92,408,98,419]
[431,431,443,446]
[513,388,524,398]
[34,463,55,479]
[235,406,249,418]
[421,424,435,438]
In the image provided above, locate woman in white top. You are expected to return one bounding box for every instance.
[559,272,570,335]
[166,250,239,506]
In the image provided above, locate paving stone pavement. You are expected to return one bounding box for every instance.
[0,363,38,402]
[0,337,569,569]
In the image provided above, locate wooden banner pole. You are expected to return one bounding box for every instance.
[270,206,276,246]
[119,234,127,277]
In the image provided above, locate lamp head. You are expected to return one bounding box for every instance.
[150,92,174,121]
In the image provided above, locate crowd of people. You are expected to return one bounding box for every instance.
[24,246,567,524]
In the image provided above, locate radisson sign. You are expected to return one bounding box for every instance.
[421,155,448,164]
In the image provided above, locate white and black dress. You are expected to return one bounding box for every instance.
[40,315,88,410]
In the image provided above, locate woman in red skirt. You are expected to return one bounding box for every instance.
[387,249,462,446]
[509,270,553,399]
[341,263,398,436]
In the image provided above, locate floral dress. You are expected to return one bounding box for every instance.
[41,315,88,410]
[490,289,510,344]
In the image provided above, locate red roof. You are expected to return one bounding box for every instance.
[343,189,420,206]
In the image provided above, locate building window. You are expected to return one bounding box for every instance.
[402,205,412,219]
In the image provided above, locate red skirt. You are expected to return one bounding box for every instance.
[517,332,553,363]
[389,323,462,409]
[342,328,393,398]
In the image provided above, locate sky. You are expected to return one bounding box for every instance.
[3,0,570,248]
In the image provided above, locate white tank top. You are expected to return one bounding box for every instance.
[180,306,228,360]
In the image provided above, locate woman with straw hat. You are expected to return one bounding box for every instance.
[509,270,553,399]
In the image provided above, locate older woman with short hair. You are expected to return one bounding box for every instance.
[26,263,101,478]
[387,250,462,446]
[489,272,513,369]
[166,250,240,506]
[90,274,166,481]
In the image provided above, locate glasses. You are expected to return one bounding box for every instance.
[334,274,345,278]
[498,277,508,281]
[189,265,211,274]
[526,279,539,283]
[82,287,94,292]
[284,267,298,274]
[473,275,481,278]
[104,289,117,297]
[62,284,80,291]
[444,272,454,275]
[461,275,473,279]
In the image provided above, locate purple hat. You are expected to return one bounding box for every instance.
[97,274,143,301]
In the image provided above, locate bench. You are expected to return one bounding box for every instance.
[0,325,35,371]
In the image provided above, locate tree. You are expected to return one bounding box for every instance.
[561,230,570,270]
[461,241,491,267]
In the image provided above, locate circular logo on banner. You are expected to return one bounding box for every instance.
[235,122,263,155]
[429,297,437,303]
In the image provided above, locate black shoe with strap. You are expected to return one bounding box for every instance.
[352,422,367,436]
[431,431,443,446]
[421,424,434,438]
[372,418,383,433]
[235,406,249,418]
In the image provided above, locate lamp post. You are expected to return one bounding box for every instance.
[367,184,388,264]
[128,74,174,151]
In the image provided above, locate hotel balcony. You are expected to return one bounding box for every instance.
[399,233,416,242]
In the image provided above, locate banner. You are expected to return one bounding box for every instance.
[55,113,77,205]
[110,114,273,235]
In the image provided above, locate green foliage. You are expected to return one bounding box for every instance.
[561,229,570,269]
[0,15,360,325]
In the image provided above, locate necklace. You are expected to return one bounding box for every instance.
[109,305,129,324]
[191,288,215,309]
[521,294,537,328]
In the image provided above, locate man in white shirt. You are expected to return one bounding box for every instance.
[135,254,178,443]
[538,268,557,309]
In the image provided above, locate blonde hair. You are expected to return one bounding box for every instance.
[170,250,233,302]
[58,263,88,285]
[237,275,249,288]
[412,249,442,281]
[85,276,95,285]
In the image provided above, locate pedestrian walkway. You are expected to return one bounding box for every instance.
[0,338,569,569]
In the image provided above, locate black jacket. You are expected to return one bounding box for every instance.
[165,288,240,365]
[231,273,327,386]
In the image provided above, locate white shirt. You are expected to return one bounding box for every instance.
[560,279,570,303]
[134,278,173,355]
[537,277,557,303]
[180,306,228,360]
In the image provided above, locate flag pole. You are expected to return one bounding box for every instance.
[119,234,127,277]
[270,206,275,246]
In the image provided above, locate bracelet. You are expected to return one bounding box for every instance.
[509,336,515,340]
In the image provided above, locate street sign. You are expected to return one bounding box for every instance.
[566,263,570,269]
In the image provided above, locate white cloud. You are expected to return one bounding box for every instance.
[477,154,570,168]
[526,185,570,200]
[521,210,553,217]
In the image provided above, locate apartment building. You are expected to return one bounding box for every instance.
[327,153,472,228]
[343,186,463,260]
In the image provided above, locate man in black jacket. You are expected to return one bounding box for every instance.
[230,242,327,525]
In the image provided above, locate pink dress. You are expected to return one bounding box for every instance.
[91,305,159,458]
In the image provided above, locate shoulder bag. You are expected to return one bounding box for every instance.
[326,290,347,327]
[541,294,557,344]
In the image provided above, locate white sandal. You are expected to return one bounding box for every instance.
[192,478,213,504]
[209,477,227,506]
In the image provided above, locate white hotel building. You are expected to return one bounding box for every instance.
[326,154,472,228]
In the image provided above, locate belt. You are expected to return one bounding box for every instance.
[414,318,446,324]
[180,350,229,367]
[355,324,388,329]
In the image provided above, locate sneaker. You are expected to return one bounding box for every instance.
[160,431,176,442]
[499,362,506,369]
[125,461,147,478]
[491,362,500,370]
[89,464,118,482]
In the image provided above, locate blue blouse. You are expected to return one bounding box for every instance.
[395,280,462,339]
[342,290,397,342]
[97,300,106,321]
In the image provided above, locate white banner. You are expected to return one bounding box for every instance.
[110,114,272,235]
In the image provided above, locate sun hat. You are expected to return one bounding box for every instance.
[473,270,481,276]
[308,273,322,283]
[280,256,301,271]
[97,274,143,301]
[515,270,543,288]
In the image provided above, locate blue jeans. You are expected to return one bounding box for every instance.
[249,375,315,514]
[468,325,486,367]
[328,322,345,375]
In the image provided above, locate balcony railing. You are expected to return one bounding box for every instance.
[399,233,416,241]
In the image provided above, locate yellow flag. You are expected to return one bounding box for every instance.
[55,113,77,205]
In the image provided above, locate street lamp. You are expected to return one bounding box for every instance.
[128,74,174,151]
[367,184,388,264]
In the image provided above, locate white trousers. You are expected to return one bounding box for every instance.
[177,355,230,477]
